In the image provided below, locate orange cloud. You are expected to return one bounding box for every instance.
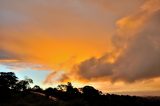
[72,0,160,83]
[0,0,160,95]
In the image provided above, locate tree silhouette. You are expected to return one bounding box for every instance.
[15,78,33,91]
[32,85,43,92]
[82,86,101,97]
[0,72,18,89]
[66,82,74,93]
[57,84,67,91]
[0,72,18,102]
[66,82,80,96]
[45,87,55,98]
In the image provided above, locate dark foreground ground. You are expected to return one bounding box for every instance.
[0,91,160,106]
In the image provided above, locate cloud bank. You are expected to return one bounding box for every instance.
[73,0,160,82]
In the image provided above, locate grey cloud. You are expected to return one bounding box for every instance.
[75,56,113,80]
[75,5,160,82]
[0,49,19,60]
[113,10,160,82]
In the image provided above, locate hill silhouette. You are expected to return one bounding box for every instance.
[0,72,160,106]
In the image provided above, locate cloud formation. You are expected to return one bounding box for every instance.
[74,0,160,82]
[0,0,160,94]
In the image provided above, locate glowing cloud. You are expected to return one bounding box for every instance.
[0,0,160,94]
[73,0,160,83]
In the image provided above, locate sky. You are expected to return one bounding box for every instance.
[0,0,160,96]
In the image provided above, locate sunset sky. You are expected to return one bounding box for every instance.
[0,0,160,96]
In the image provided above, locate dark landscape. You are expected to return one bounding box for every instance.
[1,72,160,106]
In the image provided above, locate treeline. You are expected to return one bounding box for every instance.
[0,72,160,106]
